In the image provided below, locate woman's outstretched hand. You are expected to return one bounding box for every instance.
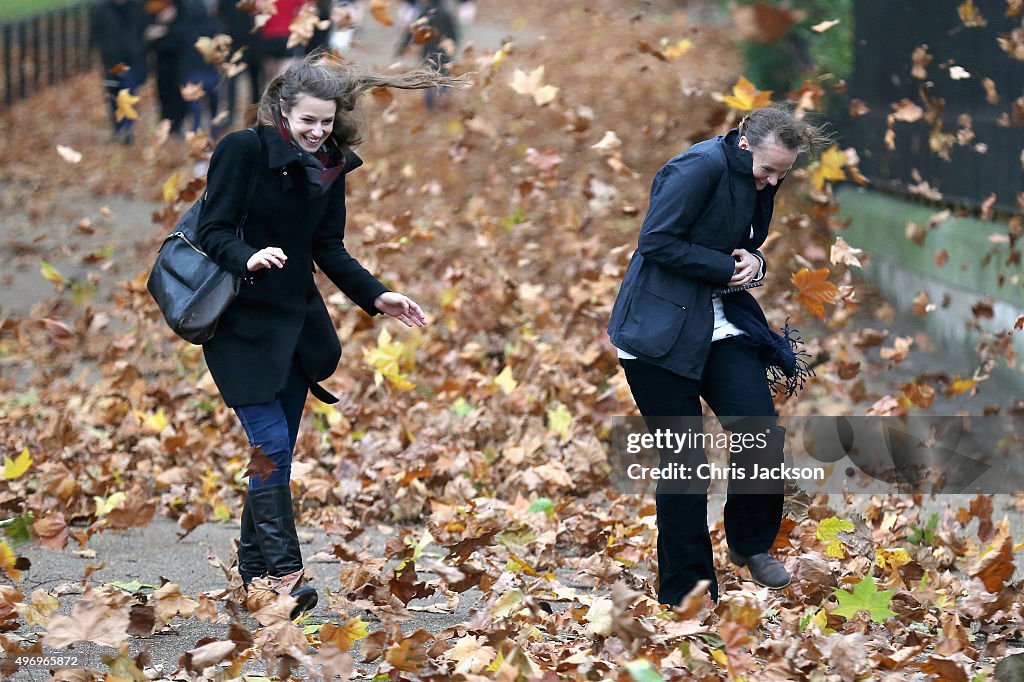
[374,292,427,327]
[728,248,759,286]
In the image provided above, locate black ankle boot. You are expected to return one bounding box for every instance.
[247,484,318,618]
[238,497,268,587]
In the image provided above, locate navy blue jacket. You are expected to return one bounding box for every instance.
[607,130,779,380]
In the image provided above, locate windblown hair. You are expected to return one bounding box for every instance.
[738,101,833,156]
[257,52,466,148]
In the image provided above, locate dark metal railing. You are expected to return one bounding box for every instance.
[0,3,94,109]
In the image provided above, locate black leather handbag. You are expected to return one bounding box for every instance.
[147,129,261,344]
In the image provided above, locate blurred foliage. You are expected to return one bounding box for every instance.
[721,0,854,94]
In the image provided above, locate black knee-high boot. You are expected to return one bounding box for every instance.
[238,497,267,586]
[248,484,318,618]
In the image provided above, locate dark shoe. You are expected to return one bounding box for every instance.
[729,549,791,589]
[248,484,318,618]
[238,497,267,587]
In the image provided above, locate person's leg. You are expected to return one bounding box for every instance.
[621,358,717,604]
[700,337,786,567]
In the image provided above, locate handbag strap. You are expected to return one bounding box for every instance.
[236,127,263,240]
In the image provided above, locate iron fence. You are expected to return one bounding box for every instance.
[0,2,95,109]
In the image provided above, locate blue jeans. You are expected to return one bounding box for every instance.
[234,359,308,489]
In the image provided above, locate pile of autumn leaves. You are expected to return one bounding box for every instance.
[2,0,1024,679]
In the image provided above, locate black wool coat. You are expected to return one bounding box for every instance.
[197,126,389,407]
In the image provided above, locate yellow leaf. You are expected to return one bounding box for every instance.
[810,145,848,190]
[320,616,370,650]
[362,328,416,391]
[3,446,32,481]
[0,541,25,581]
[815,516,854,559]
[495,366,517,394]
[663,38,693,59]
[710,647,729,668]
[546,402,573,442]
[945,376,977,397]
[721,75,773,112]
[95,491,127,517]
[876,547,911,571]
[40,261,65,285]
[141,408,170,433]
[115,88,140,123]
[213,503,231,522]
[163,173,181,204]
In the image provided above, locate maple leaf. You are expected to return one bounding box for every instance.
[313,645,354,681]
[831,575,897,623]
[969,531,1015,592]
[182,640,237,673]
[32,513,68,550]
[384,629,433,672]
[810,145,848,190]
[287,3,327,49]
[900,382,936,409]
[446,634,496,674]
[16,589,59,627]
[876,547,912,571]
[721,75,772,111]
[43,598,130,647]
[494,365,517,393]
[363,327,416,391]
[94,491,127,517]
[546,402,573,442]
[194,34,232,65]
[56,145,82,164]
[815,516,854,558]
[3,447,31,481]
[153,582,198,623]
[162,173,181,204]
[791,268,840,319]
[830,236,863,268]
[509,66,559,106]
[369,0,392,26]
[114,89,140,122]
[320,616,369,650]
[102,642,147,682]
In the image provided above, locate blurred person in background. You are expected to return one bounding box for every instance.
[257,0,305,79]
[396,0,458,109]
[145,0,187,136]
[217,0,262,127]
[90,0,149,144]
[175,0,225,135]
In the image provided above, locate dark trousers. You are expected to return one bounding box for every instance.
[233,358,308,489]
[621,335,784,604]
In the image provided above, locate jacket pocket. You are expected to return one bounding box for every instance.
[615,284,688,358]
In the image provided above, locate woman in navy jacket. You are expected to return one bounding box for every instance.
[198,54,455,617]
[608,103,827,604]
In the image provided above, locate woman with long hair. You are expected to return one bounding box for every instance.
[197,53,459,617]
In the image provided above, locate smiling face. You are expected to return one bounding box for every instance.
[281,93,337,153]
[739,134,799,191]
